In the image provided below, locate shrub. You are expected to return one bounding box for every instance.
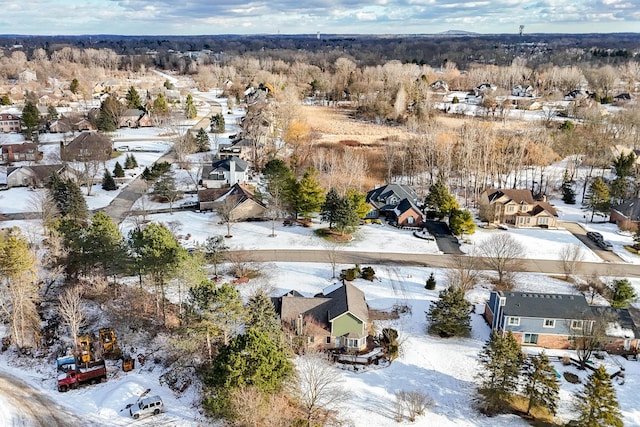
[340,268,358,281]
[452,97,459,104]
[425,273,436,290]
[563,372,580,384]
[361,266,375,281]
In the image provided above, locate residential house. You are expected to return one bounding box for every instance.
[1,143,43,163]
[484,291,596,349]
[272,282,370,352]
[200,156,248,189]
[564,89,589,101]
[613,93,632,104]
[430,80,449,93]
[484,291,640,354]
[197,183,266,220]
[365,183,424,227]
[217,138,255,161]
[6,164,71,188]
[60,131,112,162]
[18,69,37,83]
[479,188,558,228]
[474,83,496,97]
[0,113,21,133]
[512,85,536,97]
[118,109,152,128]
[610,198,640,231]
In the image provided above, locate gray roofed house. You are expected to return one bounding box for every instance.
[610,198,640,231]
[6,164,73,188]
[480,188,558,228]
[200,156,248,189]
[273,282,370,352]
[197,183,266,220]
[366,183,424,227]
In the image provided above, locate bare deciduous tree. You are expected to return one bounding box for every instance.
[477,233,525,288]
[394,390,435,422]
[27,190,59,233]
[58,286,85,352]
[446,254,480,293]
[560,244,584,280]
[295,351,345,427]
[216,196,237,238]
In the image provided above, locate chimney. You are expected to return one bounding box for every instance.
[229,158,236,185]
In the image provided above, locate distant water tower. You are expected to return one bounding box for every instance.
[317,32,320,40]
[519,25,525,36]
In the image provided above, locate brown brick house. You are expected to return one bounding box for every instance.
[60,131,112,162]
[1,143,43,163]
[479,188,558,228]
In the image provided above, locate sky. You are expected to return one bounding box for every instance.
[0,0,639,36]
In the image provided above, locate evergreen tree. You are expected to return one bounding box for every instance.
[102,169,117,191]
[204,327,293,416]
[21,101,40,139]
[634,227,640,249]
[449,209,476,236]
[124,155,134,169]
[97,95,121,132]
[345,188,371,219]
[610,278,637,308]
[83,212,126,277]
[425,272,436,290]
[47,105,59,121]
[425,181,459,219]
[194,128,211,152]
[586,177,611,222]
[113,161,125,178]
[125,86,143,109]
[46,174,89,222]
[70,78,79,94]
[575,365,623,427]
[334,196,360,234]
[521,353,560,416]
[476,331,524,415]
[164,79,174,90]
[0,94,12,105]
[294,167,325,219]
[210,112,226,133]
[184,94,197,119]
[189,281,245,346]
[245,290,283,344]
[426,286,471,337]
[320,187,341,229]
[562,171,577,204]
[152,93,169,114]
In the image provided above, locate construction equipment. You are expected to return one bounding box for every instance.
[78,335,92,363]
[99,328,117,353]
[122,356,135,372]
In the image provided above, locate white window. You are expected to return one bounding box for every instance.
[571,320,583,330]
[508,317,520,326]
[539,217,549,225]
[543,319,555,328]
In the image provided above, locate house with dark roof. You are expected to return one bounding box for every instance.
[198,183,266,220]
[1,143,43,163]
[484,291,596,349]
[118,109,152,128]
[0,113,21,133]
[610,198,640,232]
[365,183,424,227]
[272,282,370,352]
[479,188,558,228]
[6,164,72,188]
[60,131,112,162]
[217,138,255,161]
[484,291,640,354]
[200,156,248,189]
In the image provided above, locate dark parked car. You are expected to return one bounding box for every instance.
[586,231,604,242]
[598,240,613,251]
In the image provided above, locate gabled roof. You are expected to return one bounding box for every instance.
[394,198,422,217]
[612,198,640,221]
[498,291,594,320]
[7,164,66,182]
[486,188,535,205]
[600,306,640,339]
[121,109,145,117]
[274,282,369,330]
[211,156,248,173]
[366,183,421,211]
[1,142,39,153]
[528,202,558,217]
[68,131,112,148]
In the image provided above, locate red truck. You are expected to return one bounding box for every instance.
[57,357,107,392]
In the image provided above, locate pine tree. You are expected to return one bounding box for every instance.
[425,273,436,290]
[426,286,471,337]
[245,290,284,346]
[562,170,577,205]
[521,353,560,416]
[124,155,133,169]
[70,78,79,94]
[102,169,117,191]
[125,86,143,109]
[97,95,121,132]
[345,188,371,219]
[425,181,459,219]
[320,187,341,229]
[46,175,88,222]
[210,112,226,133]
[129,154,138,168]
[83,212,126,277]
[610,278,637,308]
[575,365,623,427]
[476,331,524,415]
[21,101,40,139]
[449,209,476,236]
[295,167,325,219]
[113,161,125,178]
[194,128,211,152]
[152,93,169,114]
[184,94,197,119]
[334,196,359,234]
[586,177,611,222]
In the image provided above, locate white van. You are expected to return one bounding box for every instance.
[130,395,164,419]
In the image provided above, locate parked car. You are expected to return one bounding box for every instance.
[598,240,613,251]
[130,395,164,419]
[586,231,604,242]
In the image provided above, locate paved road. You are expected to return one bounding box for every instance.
[0,370,89,427]
[230,249,640,278]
